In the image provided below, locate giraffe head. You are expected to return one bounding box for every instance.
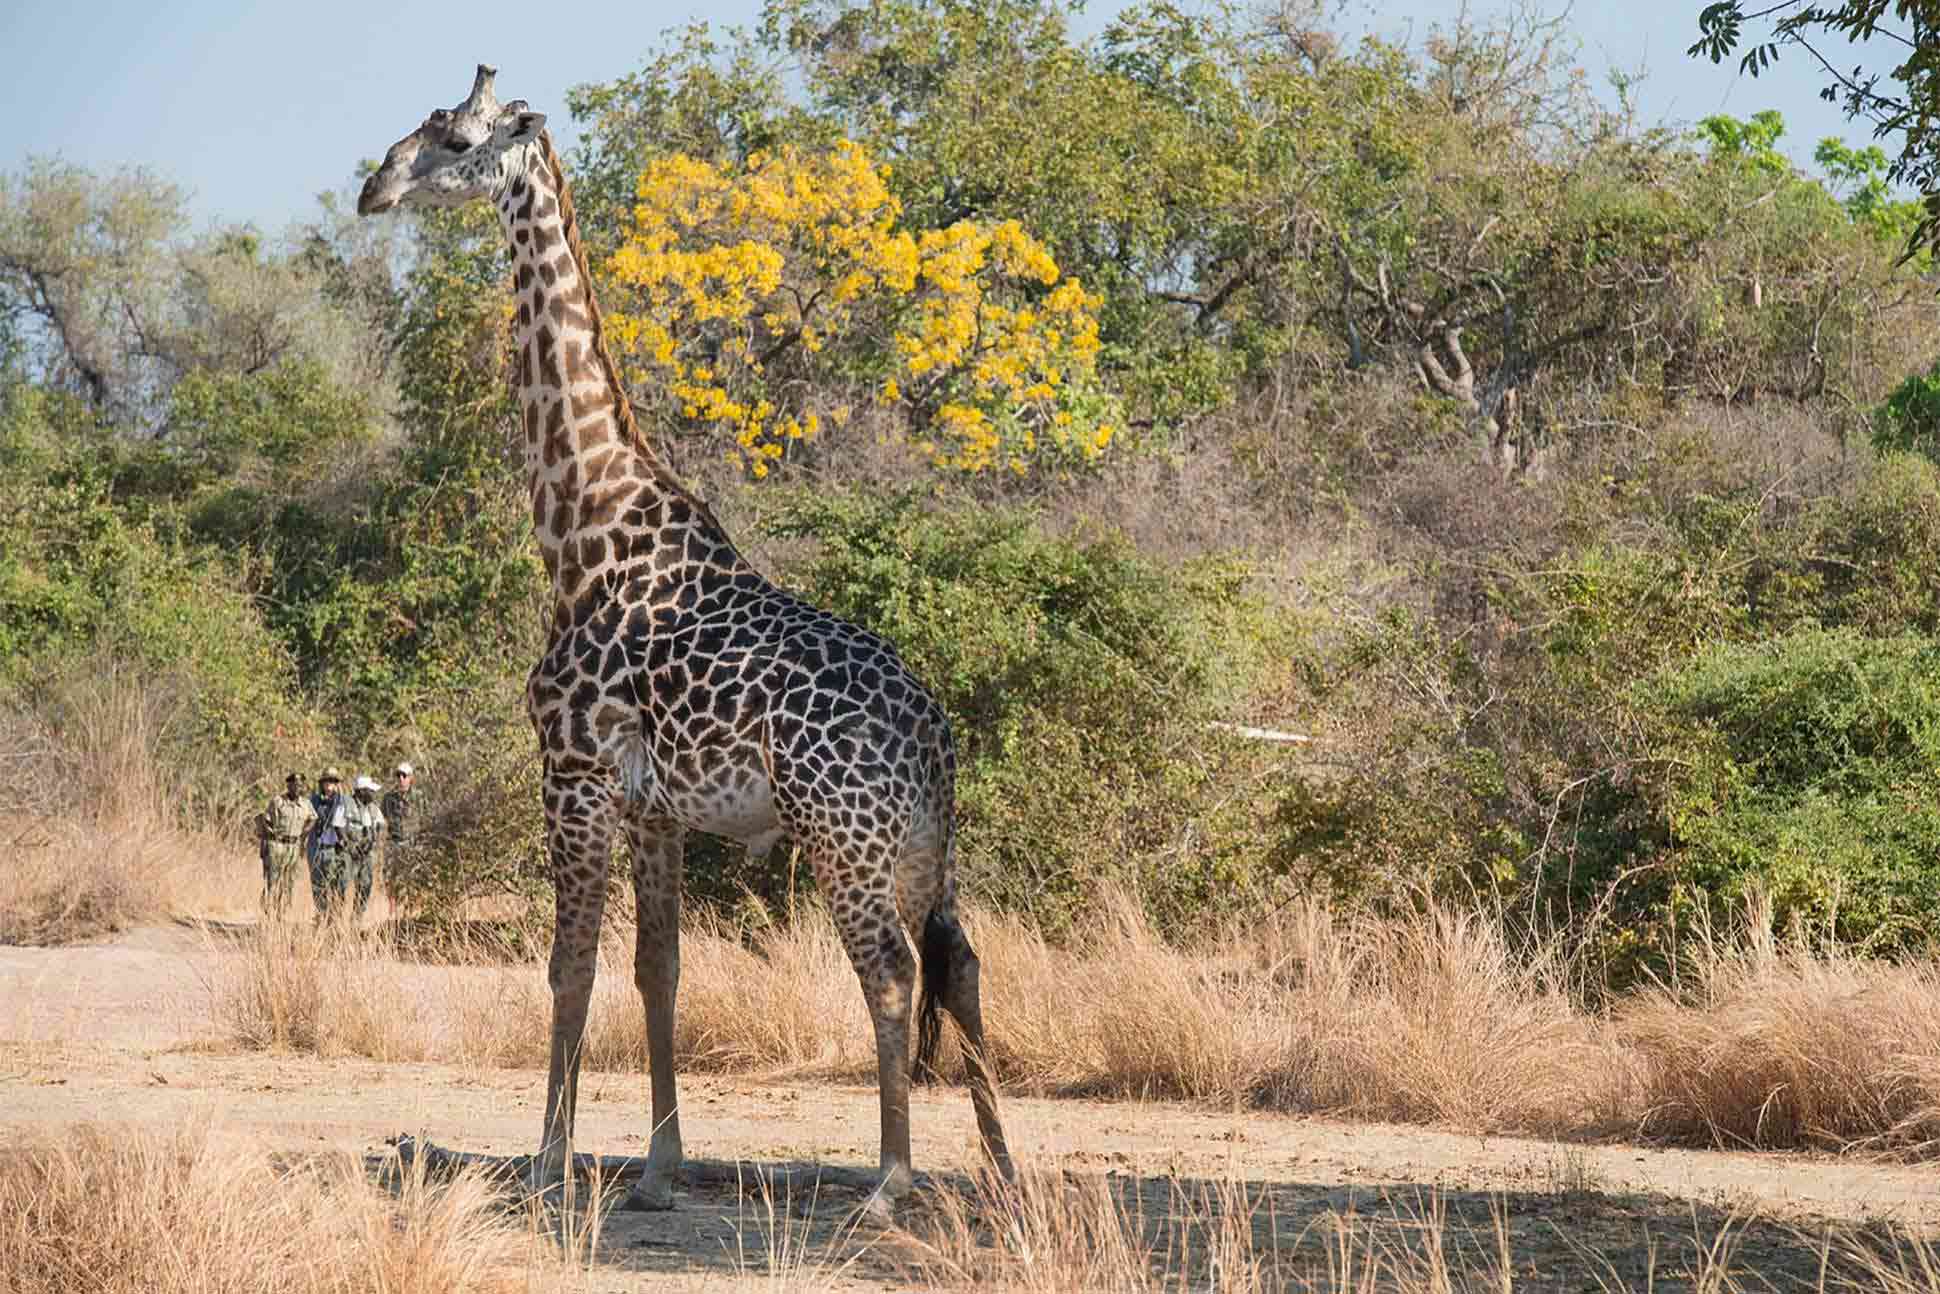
[357,64,546,216]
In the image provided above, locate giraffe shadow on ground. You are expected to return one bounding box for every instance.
[372,1138,1910,1291]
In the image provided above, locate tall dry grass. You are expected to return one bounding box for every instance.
[212,922,434,1059]
[1618,915,1940,1153]
[201,885,1940,1156]
[892,1165,1288,1293]
[977,893,1638,1135]
[0,1121,594,1294]
[0,666,260,943]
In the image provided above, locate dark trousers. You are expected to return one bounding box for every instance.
[310,845,348,918]
[350,848,375,916]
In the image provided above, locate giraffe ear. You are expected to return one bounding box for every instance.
[496,109,546,142]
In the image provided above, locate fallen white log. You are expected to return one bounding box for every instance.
[1210,723,1311,744]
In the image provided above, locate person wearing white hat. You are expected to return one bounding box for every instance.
[345,774,388,919]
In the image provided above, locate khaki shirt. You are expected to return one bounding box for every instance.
[261,793,317,845]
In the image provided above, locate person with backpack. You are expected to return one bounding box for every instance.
[345,774,388,919]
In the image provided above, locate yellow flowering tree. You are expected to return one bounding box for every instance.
[602,140,1115,475]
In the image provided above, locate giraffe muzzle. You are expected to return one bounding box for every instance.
[356,175,397,216]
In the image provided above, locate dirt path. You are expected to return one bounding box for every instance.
[4,925,1937,1290]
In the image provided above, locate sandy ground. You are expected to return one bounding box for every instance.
[5,923,1940,1291]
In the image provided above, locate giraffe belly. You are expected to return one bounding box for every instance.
[667,763,787,856]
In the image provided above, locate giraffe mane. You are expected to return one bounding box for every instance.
[535,129,650,462]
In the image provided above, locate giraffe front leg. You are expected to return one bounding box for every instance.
[528,769,616,1196]
[622,812,685,1211]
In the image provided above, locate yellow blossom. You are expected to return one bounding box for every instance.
[604,138,1116,477]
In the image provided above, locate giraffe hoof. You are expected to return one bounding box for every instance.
[622,1177,676,1211]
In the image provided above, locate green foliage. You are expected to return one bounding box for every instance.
[572,0,1430,428]
[1695,109,1791,176]
[1798,453,1940,636]
[764,491,1289,931]
[1650,627,1940,951]
[156,359,379,496]
[1872,363,1940,462]
[0,158,185,416]
[1266,606,1532,905]
[379,682,551,921]
[1814,136,1928,254]
[0,449,307,818]
[1688,1,1940,256]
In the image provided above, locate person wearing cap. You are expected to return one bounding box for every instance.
[380,761,420,892]
[307,768,352,920]
[344,774,388,919]
[256,772,317,919]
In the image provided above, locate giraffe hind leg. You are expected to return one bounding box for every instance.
[621,812,685,1211]
[817,851,919,1212]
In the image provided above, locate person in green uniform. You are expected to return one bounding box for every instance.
[380,761,420,895]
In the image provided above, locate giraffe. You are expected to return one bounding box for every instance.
[356,65,1010,1214]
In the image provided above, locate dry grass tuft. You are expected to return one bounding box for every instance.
[890,1165,1528,1294]
[0,664,260,944]
[671,908,872,1078]
[210,923,435,1061]
[1,820,173,945]
[1619,921,1940,1153]
[0,1122,582,1294]
[0,815,256,946]
[1827,1229,1940,1294]
[975,890,1637,1136]
[1280,903,1641,1134]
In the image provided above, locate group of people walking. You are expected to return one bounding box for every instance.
[257,763,420,920]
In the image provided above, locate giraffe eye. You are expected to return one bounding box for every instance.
[447,137,474,155]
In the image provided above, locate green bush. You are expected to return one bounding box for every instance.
[0,461,311,820]
[1647,627,1940,952]
[1872,362,1940,462]
[763,490,1290,932]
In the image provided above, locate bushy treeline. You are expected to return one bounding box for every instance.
[6,0,1940,974]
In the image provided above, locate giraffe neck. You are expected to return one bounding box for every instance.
[496,131,716,608]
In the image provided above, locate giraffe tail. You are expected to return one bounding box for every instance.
[913,906,955,1085]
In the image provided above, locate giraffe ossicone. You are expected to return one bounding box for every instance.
[357,64,1011,1213]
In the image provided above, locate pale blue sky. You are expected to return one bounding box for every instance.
[1,0,1896,237]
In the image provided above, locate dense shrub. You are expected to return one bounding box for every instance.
[1648,628,1940,952]
[765,491,1292,931]
[0,458,309,821]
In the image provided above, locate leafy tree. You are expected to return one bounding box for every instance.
[604,140,1115,474]
[569,0,1433,426]
[1695,108,1792,175]
[1815,134,1928,249]
[0,160,183,418]
[1690,1,1940,252]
